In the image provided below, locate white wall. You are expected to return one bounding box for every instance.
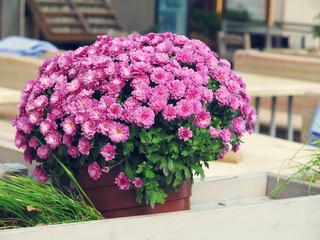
[283,0,320,24]
[282,0,320,49]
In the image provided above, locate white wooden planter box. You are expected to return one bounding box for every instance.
[1,173,320,240]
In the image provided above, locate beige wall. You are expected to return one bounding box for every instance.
[283,0,320,24]
[273,0,320,49]
[110,0,156,34]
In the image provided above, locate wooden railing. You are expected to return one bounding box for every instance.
[239,71,320,142]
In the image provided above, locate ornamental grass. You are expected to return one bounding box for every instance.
[0,174,102,229]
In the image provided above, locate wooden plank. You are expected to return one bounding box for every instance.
[204,133,317,177]
[238,71,320,97]
[0,54,41,90]
[267,174,320,198]
[0,87,21,104]
[0,138,32,176]
[234,50,320,83]
[191,173,267,204]
[1,188,320,239]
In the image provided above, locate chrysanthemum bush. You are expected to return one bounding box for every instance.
[13,33,256,207]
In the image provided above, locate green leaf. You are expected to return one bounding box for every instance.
[173,177,181,187]
[168,158,174,172]
[182,166,191,178]
[145,169,155,179]
[152,136,162,144]
[166,173,174,185]
[190,163,204,175]
[181,151,189,156]
[136,190,143,203]
[147,144,160,154]
[136,166,143,174]
[147,154,163,163]
[165,135,175,142]
[149,190,156,208]
[123,141,134,155]
[139,132,146,144]
[169,141,179,152]
[125,160,133,179]
[129,125,140,139]
[160,159,169,177]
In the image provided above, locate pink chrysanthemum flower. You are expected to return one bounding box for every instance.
[108,122,130,143]
[88,161,102,181]
[107,103,123,120]
[122,107,136,124]
[101,166,110,173]
[33,95,48,111]
[248,109,258,125]
[153,85,170,99]
[227,80,241,95]
[124,97,141,109]
[132,84,151,102]
[61,116,77,136]
[101,143,116,161]
[162,104,177,121]
[115,172,131,190]
[82,120,96,139]
[190,72,204,86]
[132,177,143,188]
[37,145,50,159]
[28,110,43,125]
[154,52,169,64]
[209,126,220,138]
[232,144,240,153]
[185,88,202,101]
[33,166,48,183]
[150,67,168,84]
[134,106,155,129]
[229,96,240,110]
[68,146,80,158]
[62,134,73,147]
[50,94,62,109]
[97,119,114,136]
[40,119,57,136]
[148,95,167,113]
[178,127,193,141]
[232,117,246,137]
[220,129,232,144]
[14,131,26,149]
[176,99,193,119]
[168,80,186,100]
[214,86,231,106]
[45,131,61,149]
[202,87,214,103]
[23,147,33,164]
[78,137,92,155]
[90,107,106,122]
[16,116,33,134]
[99,95,116,109]
[28,136,39,148]
[130,74,150,87]
[193,111,211,129]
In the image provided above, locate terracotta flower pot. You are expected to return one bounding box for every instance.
[74,167,191,218]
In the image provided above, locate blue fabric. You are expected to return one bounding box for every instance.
[0,36,58,56]
[308,100,320,146]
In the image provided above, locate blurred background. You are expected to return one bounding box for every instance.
[1,0,319,56]
[0,0,320,144]
[1,0,320,177]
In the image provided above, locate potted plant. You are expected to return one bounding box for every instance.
[12,33,256,217]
